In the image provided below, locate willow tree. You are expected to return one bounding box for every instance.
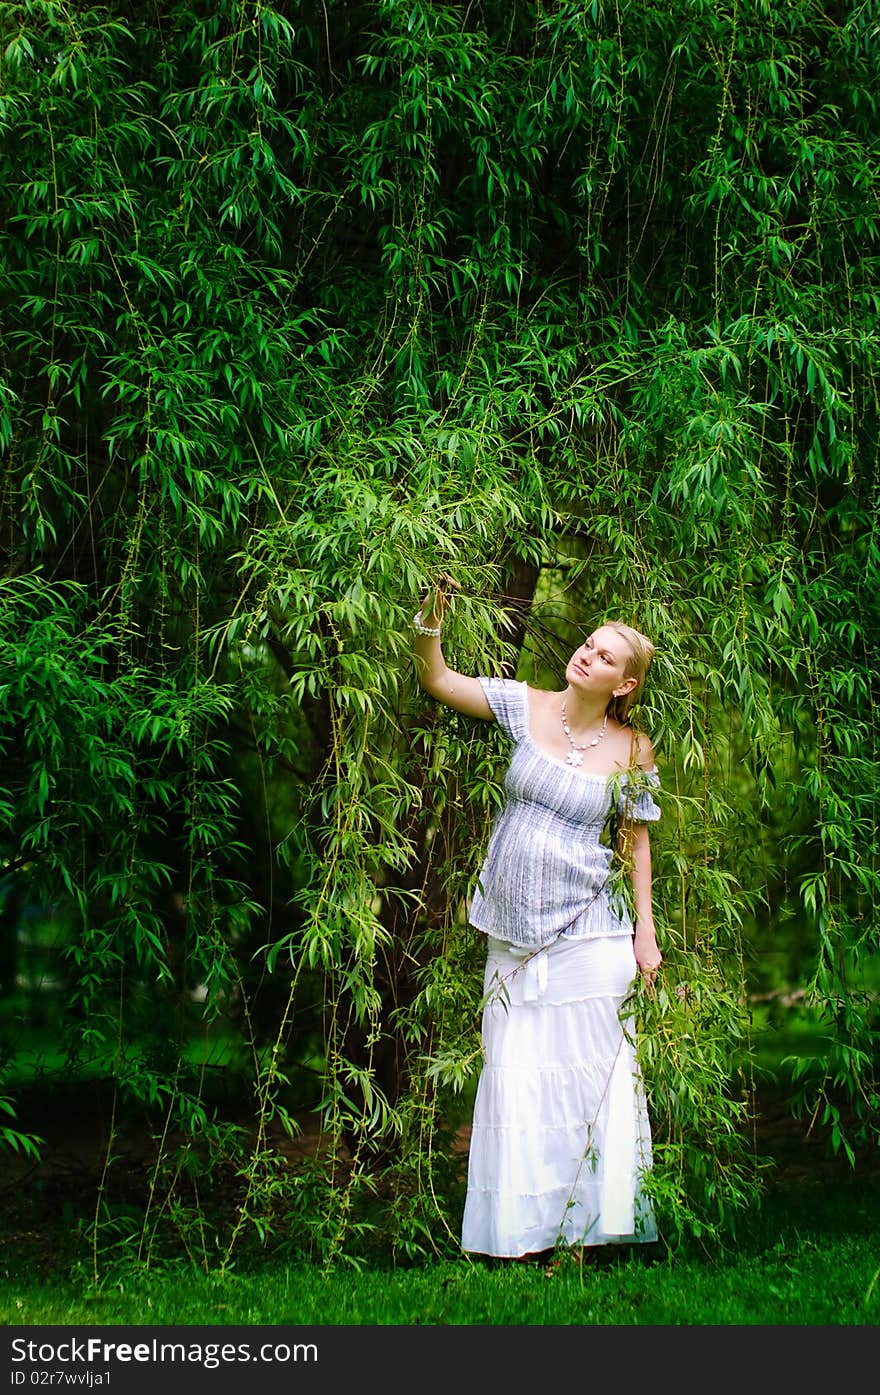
[0,0,877,1268]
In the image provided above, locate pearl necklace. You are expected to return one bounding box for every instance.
[561,702,608,767]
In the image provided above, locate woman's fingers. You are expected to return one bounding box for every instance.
[421,574,461,622]
[433,574,460,610]
[638,954,661,991]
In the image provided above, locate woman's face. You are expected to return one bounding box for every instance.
[565,626,636,700]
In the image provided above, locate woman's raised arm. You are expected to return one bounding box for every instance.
[412,586,493,719]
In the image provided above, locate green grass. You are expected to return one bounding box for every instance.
[2,1182,878,1326]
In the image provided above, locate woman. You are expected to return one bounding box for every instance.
[412,586,662,1260]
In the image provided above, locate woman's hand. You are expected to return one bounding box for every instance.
[418,573,461,628]
[412,576,492,719]
[633,923,662,990]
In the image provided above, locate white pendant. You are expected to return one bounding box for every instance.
[566,750,583,767]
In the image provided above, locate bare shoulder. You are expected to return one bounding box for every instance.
[606,722,655,772]
[526,685,566,734]
[630,729,656,770]
[525,684,555,711]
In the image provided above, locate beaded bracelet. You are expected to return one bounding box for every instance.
[412,608,441,637]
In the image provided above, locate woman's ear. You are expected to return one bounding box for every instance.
[614,676,638,697]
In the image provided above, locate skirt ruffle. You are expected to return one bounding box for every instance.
[461,933,656,1258]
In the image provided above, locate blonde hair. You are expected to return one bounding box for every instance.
[604,621,655,724]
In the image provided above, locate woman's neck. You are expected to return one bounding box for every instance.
[559,687,609,731]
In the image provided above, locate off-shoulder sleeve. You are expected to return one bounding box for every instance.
[616,766,661,823]
[477,677,528,742]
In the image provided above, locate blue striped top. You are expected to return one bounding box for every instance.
[468,678,661,947]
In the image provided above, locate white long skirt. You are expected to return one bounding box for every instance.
[461,933,656,1258]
